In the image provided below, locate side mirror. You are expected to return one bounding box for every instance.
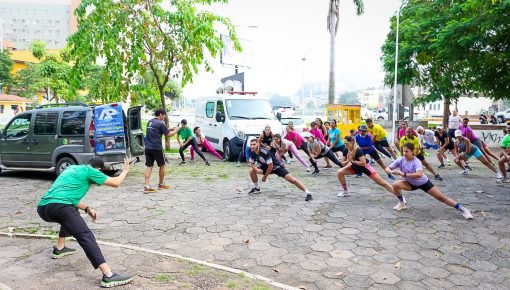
[215,112,225,123]
[276,112,282,121]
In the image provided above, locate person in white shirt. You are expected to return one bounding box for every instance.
[448,110,463,138]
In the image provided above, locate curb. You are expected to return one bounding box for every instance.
[0,232,300,290]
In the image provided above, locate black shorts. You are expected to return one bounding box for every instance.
[261,164,289,178]
[416,153,425,161]
[410,180,434,192]
[331,145,347,156]
[441,142,455,151]
[374,138,390,148]
[367,150,381,161]
[145,149,165,167]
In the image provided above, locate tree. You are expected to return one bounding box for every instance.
[337,91,359,104]
[68,0,240,149]
[327,0,364,104]
[0,50,14,92]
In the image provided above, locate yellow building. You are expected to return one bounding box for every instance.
[0,94,33,118]
[9,49,60,74]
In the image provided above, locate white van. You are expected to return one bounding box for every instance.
[195,92,284,161]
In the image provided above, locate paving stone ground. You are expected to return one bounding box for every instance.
[1,149,510,289]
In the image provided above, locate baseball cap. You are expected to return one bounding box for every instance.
[302,132,312,138]
[436,125,444,129]
[454,129,463,137]
[359,124,368,131]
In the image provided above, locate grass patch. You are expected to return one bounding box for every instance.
[251,284,271,290]
[16,226,40,234]
[155,274,172,283]
[186,264,207,277]
[164,148,180,154]
[227,281,238,288]
[218,173,229,179]
[236,272,246,278]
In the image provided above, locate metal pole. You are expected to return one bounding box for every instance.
[301,55,306,106]
[391,5,400,144]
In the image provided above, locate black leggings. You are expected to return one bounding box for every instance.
[299,143,318,171]
[37,203,106,269]
[375,144,392,159]
[316,150,343,167]
[180,137,206,161]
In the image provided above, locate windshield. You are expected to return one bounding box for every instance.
[226,99,276,120]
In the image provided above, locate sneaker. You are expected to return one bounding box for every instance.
[434,174,443,181]
[424,152,430,157]
[464,165,472,171]
[221,157,228,162]
[323,165,333,170]
[388,174,396,180]
[52,246,76,259]
[393,201,407,211]
[507,168,510,172]
[369,159,376,165]
[101,273,134,288]
[401,196,407,204]
[354,173,362,178]
[311,170,320,175]
[248,187,261,194]
[459,169,469,175]
[143,186,157,194]
[305,193,313,201]
[179,160,186,165]
[289,158,295,163]
[205,161,210,166]
[285,159,291,164]
[306,168,311,172]
[496,171,503,179]
[462,209,474,220]
[447,161,451,166]
[438,164,446,169]
[158,183,170,190]
[337,190,350,197]
[236,161,241,167]
[503,177,510,183]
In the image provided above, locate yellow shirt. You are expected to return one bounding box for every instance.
[368,124,387,141]
[400,135,420,155]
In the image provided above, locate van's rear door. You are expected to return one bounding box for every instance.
[127,106,145,156]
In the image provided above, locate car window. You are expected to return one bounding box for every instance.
[205,102,214,118]
[128,109,141,130]
[34,112,59,135]
[61,111,86,135]
[217,100,225,114]
[5,114,32,139]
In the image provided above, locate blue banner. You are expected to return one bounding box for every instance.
[93,103,126,153]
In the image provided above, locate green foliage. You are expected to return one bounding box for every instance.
[0,49,14,89]
[29,40,47,60]
[337,91,359,104]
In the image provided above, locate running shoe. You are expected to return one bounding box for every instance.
[143,186,157,194]
[393,201,407,211]
[388,174,396,180]
[289,158,295,163]
[438,164,446,169]
[369,159,376,165]
[178,160,186,165]
[236,161,241,167]
[305,193,313,201]
[311,170,320,175]
[101,273,134,288]
[221,157,228,162]
[464,164,472,171]
[401,195,407,204]
[503,177,510,183]
[462,209,474,220]
[507,168,510,172]
[424,152,430,157]
[248,187,261,194]
[459,169,469,175]
[323,165,333,170]
[205,161,210,166]
[52,246,76,259]
[337,190,350,197]
[434,174,443,181]
[285,159,291,164]
[306,168,311,172]
[354,173,362,178]
[496,171,503,179]
[158,183,171,190]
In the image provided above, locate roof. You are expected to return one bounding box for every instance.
[0,94,33,103]
[9,49,61,64]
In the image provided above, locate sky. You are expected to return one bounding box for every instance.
[184,0,401,99]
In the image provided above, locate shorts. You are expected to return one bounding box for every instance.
[374,137,390,148]
[145,149,165,167]
[331,145,347,156]
[424,143,438,150]
[261,164,289,178]
[348,163,377,177]
[465,148,483,159]
[471,138,483,150]
[366,150,381,161]
[410,180,435,192]
[416,153,425,161]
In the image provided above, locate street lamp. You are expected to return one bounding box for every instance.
[391,3,402,145]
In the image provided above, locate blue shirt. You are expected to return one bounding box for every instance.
[328,128,344,147]
[355,134,375,153]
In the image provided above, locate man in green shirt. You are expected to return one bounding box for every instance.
[37,157,134,288]
[497,125,510,183]
[177,119,209,166]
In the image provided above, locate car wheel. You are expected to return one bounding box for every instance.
[497,116,504,124]
[377,116,384,121]
[56,157,76,176]
[0,167,2,175]
[223,139,234,162]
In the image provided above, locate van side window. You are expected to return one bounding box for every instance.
[205,102,215,118]
[129,109,141,129]
[34,112,58,135]
[5,114,32,139]
[217,101,224,114]
[61,111,86,135]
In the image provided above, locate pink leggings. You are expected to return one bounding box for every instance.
[190,139,223,160]
[276,142,309,168]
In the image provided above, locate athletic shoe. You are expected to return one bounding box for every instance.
[507,168,510,172]
[464,165,472,171]
[311,170,320,175]
[459,169,469,175]
[354,173,362,178]
[388,174,396,180]
[289,158,295,163]
[369,159,376,165]
[52,246,76,259]
[285,159,291,164]
[337,190,350,197]
[503,177,510,183]
[158,183,170,190]
[205,161,210,166]
[424,152,430,157]
[447,161,451,166]
[305,193,313,201]
[236,161,241,167]
[221,157,228,162]
[143,186,157,194]
[434,174,443,181]
[101,273,134,288]
[462,209,474,220]
[248,187,261,194]
[179,161,186,165]
[401,196,407,204]
[323,165,333,170]
[496,171,503,179]
[393,201,407,211]
[438,164,446,169]
[306,168,311,172]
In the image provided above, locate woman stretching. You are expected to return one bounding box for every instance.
[190,127,225,161]
[453,129,499,177]
[336,135,395,197]
[272,134,310,171]
[305,132,343,174]
[285,126,317,172]
[385,142,473,219]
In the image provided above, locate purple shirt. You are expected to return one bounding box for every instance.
[389,157,429,186]
[459,124,477,141]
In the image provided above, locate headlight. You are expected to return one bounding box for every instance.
[233,128,246,140]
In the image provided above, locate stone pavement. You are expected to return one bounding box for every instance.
[1,150,510,289]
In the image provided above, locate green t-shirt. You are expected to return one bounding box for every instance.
[502,134,510,149]
[177,127,193,142]
[38,165,108,207]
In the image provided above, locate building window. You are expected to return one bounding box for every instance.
[0,105,4,114]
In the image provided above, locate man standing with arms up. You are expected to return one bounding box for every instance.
[144,108,178,193]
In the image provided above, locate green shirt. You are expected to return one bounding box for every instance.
[38,165,108,207]
[177,127,193,142]
[502,134,510,149]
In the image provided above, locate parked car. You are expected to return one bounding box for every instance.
[279,116,307,133]
[272,105,295,118]
[195,92,284,161]
[372,107,423,121]
[0,102,145,176]
[494,108,510,124]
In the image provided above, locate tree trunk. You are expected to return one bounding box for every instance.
[159,86,171,150]
[443,97,451,129]
[328,14,336,105]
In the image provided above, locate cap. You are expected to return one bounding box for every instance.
[181,119,187,124]
[310,121,317,126]
[436,125,444,129]
[302,132,312,138]
[359,124,368,131]
[454,129,463,137]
